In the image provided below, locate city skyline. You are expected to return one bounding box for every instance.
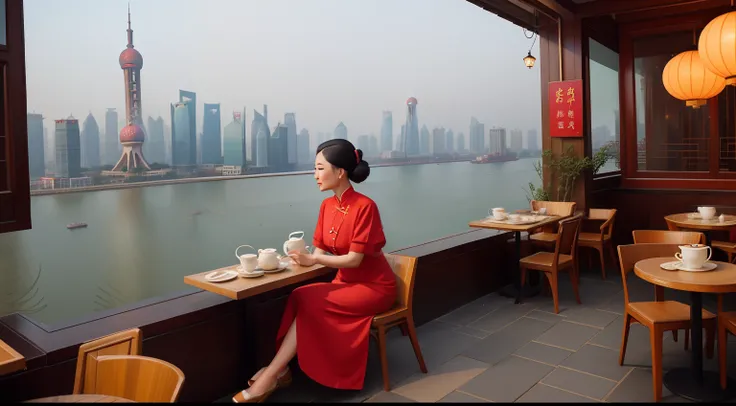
[24,0,545,143]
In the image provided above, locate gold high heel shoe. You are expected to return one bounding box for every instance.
[248,367,292,388]
[232,381,278,403]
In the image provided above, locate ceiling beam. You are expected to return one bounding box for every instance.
[465,0,538,31]
[576,0,729,18]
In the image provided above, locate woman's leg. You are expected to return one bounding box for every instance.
[247,318,298,395]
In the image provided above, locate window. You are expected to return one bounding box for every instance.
[632,31,711,172]
[717,87,736,172]
[588,38,620,173]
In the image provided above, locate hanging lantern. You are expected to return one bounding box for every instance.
[523,52,536,69]
[662,50,726,108]
[699,11,736,85]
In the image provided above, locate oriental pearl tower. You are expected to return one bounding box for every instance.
[112,5,151,172]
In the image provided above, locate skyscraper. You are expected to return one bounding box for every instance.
[252,109,270,167]
[297,128,311,164]
[457,132,466,152]
[334,122,348,140]
[404,97,420,156]
[469,117,485,154]
[179,90,197,165]
[380,111,393,152]
[369,135,379,158]
[112,7,151,172]
[145,116,165,164]
[27,113,45,179]
[269,124,289,171]
[284,113,297,165]
[55,117,81,178]
[431,127,446,155]
[419,125,430,155]
[489,127,507,156]
[81,113,100,169]
[223,111,245,167]
[509,129,523,152]
[104,108,119,165]
[527,129,539,151]
[357,135,370,155]
[202,103,222,164]
[445,129,455,153]
[171,102,191,167]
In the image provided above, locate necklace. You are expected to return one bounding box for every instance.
[328,204,350,254]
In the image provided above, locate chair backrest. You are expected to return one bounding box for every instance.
[632,230,704,244]
[85,355,185,403]
[531,200,577,217]
[588,208,617,238]
[74,328,142,394]
[617,243,681,305]
[554,214,583,262]
[384,253,418,311]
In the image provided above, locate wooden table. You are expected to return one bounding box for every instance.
[469,214,563,303]
[184,261,329,300]
[0,338,25,376]
[634,257,736,402]
[25,394,134,403]
[665,212,736,246]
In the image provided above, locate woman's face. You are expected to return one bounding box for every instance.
[314,151,344,192]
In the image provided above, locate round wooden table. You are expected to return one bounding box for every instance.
[25,394,134,403]
[665,212,736,245]
[634,257,736,402]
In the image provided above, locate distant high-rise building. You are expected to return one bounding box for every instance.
[54,117,81,178]
[269,124,289,171]
[404,97,420,156]
[369,135,379,158]
[252,109,270,167]
[509,129,523,152]
[202,103,222,164]
[357,135,370,156]
[419,125,430,155]
[431,127,446,155]
[527,129,539,151]
[27,113,45,179]
[397,125,406,152]
[457,132,466,152]
[43,126,54,172]
[297,128,311,164]
[445,129,455,153]
[489,127,507,156]
[145,116,165,164]
[163,123,172,164]
[104,108,119,165]
[284,113,297,164]
[112,7,150,172]
[81,113,100,169]
[469,117,485,154]
[380,111,393,152]
[223,111,245,167]
[179,90,197,165]
[171,102,191,167]
[334,122,348,140]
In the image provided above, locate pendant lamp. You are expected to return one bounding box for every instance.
[662,50,726,108]
[699,10,736,85]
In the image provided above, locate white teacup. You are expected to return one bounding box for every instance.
[675,244,712,270]
[490,207,507,220]
[508,214,521,222]
[698,206,716,220]
[235,245,258,273]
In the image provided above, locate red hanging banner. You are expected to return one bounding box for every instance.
[548,79,583,138]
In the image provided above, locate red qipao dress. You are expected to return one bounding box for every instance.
[275,186,397,390]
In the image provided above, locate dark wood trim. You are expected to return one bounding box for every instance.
[621,177,736,189]
[576,0,729,18]
[464,0,538,31]
[0,0,30,234]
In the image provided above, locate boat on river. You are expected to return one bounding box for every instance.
[66,222,88,230]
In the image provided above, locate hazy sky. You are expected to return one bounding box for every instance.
[25,0,551,145]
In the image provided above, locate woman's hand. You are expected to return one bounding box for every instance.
[288,250,317,267]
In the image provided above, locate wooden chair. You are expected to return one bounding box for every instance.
[718,303,736,389]
[528,200,577,246]
[632,230,705,245]
[371,254,427,391]
[712,240,736,263]
[84,355,184,402]
[74,328,142,394]
[617,244,716,402]
[578,208,617,280]
[520,215,583,314]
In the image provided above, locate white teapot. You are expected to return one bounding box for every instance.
[258,248,281,271]
[283,231,311,255]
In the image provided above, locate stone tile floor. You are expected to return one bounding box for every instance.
[225,265,736,403]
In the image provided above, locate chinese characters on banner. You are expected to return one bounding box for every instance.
[548,79,583,138]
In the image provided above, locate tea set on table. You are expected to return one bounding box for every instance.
[205,231,312,282]
[660,244,718,272]
[687,206,727,223]
[487,207,548,224]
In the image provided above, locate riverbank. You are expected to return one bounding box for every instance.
[32,156,521,196]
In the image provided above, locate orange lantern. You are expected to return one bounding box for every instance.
[699,11,736,85]
[662,50,726,108]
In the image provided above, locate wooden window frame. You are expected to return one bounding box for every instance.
[0,0,30,234]
[618,10,736,190]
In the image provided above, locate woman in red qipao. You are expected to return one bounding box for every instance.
[233,139,397,403]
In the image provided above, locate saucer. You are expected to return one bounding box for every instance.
[677,262,717,272]
[659,261,681,271]
[237,267,264,278]
[205,270,238,283]
[261,261,291,274]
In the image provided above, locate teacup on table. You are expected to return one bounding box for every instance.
[675,244,712,270]
[507,214,521,222]
[489,208,507,220]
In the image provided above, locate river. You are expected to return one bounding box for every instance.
[0,159,538,326]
